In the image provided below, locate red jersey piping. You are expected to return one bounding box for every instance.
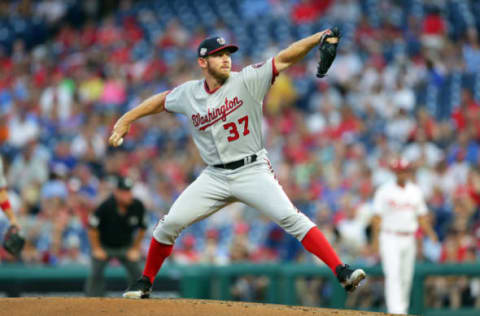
[204,80,222,94]
[271,58,279,84]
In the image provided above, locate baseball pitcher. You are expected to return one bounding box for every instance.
[372,158,438,314]
[109,29,366,299]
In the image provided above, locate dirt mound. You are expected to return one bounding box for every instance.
[0,297,395,316]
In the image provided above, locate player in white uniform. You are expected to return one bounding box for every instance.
[0,157,20,228]
[372,158,438,314]
[109,33,366,299]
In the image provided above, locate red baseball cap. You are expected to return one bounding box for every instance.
[389,157,411,171]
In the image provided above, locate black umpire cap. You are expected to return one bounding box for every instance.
[198,36,238,57]
[107,174,134,191]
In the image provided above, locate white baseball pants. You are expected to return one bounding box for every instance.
[153,153,315,245]
[380,232,416,314]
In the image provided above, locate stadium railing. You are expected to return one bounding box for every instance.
[0,262,479,315]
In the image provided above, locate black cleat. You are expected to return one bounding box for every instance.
[123,276,152,299]
[336,264,366,292]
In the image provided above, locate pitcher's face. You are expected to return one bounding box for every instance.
[200,51,232,81]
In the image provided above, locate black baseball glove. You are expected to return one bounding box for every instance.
[316,27,341,78]
[2,225,25,257]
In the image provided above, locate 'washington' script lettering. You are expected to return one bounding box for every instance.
[192,97,244,130]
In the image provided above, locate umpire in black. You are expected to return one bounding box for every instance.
[85,174,147,296]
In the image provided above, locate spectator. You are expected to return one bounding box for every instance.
[200,229,229,265]
[7,140,49,192]
[336,194,368,260]
[403,128,443,168]
[7,103,40,149]
[392,79,415,113]
[327,0,360,24]
[463,27,480,74]
[172,234,200,264]
[421,6,447,52]
[39,70,73,121]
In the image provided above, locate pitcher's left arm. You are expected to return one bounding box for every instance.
[274,29,339,73]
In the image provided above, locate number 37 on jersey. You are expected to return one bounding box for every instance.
[223,115,250,142]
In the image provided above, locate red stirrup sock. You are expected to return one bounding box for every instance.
[301,226,343,275]
[142,237,174,284]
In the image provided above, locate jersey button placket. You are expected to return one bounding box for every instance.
[210,122,225,167]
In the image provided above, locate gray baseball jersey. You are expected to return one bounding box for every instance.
[153,57,316,246]
[165,58,278,165]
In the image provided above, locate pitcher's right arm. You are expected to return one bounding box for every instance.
[109,91,170,147]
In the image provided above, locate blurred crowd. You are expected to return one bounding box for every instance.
[1,0,480,308]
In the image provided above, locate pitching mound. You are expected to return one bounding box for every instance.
[0,297,396,316]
